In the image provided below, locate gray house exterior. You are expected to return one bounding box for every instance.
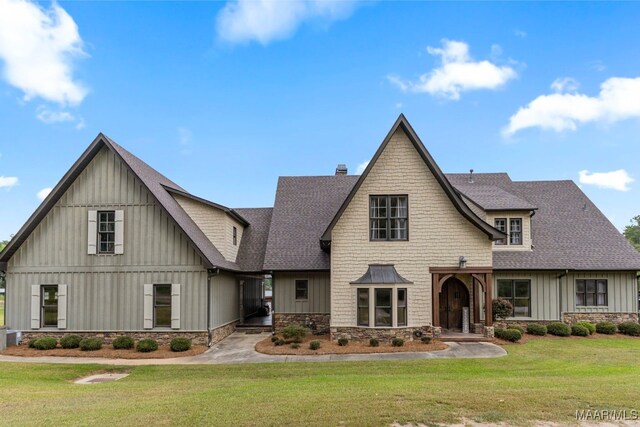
[1,115,639,344]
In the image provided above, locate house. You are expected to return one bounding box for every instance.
[1,115,638,344]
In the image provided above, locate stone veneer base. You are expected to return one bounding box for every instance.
[495,312,639,329]
[20,321,238,347]
[330,326,439,342]
[274,313,330,334]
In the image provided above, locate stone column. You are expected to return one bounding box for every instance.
[0,327,6,351]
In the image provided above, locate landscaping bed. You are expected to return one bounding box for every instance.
[256,334,447,355]
[1,344,207,359]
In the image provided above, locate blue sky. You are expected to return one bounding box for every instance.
[1,1,640,241]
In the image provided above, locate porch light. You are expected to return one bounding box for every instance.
[458,256,467,269]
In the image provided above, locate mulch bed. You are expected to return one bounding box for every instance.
[0,345,207,359]
[255,334,448,355]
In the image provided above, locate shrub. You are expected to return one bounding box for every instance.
[421,336,432,344]
[112,336,135,350]
[170,338,192,352]
[369,338,379,347]
[281,324,307,343]
[618,321,640,336]
[309,340,321,350]
[290,343,300,349]
[571,325,590,337]
[391,337,405,347]
[28,339,38,349]
[596,322,617,335]
[495,328,522,342]
[33,337,58,350]
[547,322,571,337]
[574,321,596,335]
[337,337,348,346]
[507,325,526,335]
[527,324,547,336]
[274,338,285,346]
[136,338,158,353]
[60,335,82,349]
[271,336,279,343]
[492,298,513,321]
[79,338,103,351]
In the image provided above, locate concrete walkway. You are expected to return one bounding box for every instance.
[0,332,506,366]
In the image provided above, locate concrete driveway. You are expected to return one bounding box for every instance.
[0,332,506,366]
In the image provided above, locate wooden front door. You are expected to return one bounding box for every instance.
[439,278,469,331]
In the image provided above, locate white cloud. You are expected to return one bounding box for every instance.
[0,176,18,189]
[0,0,87,106]
[388,39,517,100]
[356,160,369,174]
[578,169,634,192]
[551,77,579,93]
[216,0,358,45]
[37,187,53,200]
[514,29,527,38]
[36,105,75,124]
[503,77,640,136]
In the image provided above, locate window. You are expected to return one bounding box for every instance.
[397,288,407,327]
[233,226,237,246]
[497,279,531,317]
[370,195,408,241]
[41,285,58,327]
[154,284,172,328]
[576,279,608,306]
[375,288,393,326]
[295,280,308,300]
[98,211,116,254]
[357,288,369,326]
[494,218,507,245]
[510,218,522,245]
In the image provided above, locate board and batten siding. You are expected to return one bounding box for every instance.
[5,146,210,331]
[274,272,330,313]
[493,271,561,321]
[330,127,493,327]
[563,271,637,313]
[210,271,240,327]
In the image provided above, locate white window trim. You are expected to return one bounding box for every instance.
[355,285,408,328]
[493,216,524,247]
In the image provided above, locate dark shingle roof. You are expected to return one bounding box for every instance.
[454,184,537,211]
[234,208,273,272]
[263,175,359,271]
[350,264,414,284]
[449,173,640,270]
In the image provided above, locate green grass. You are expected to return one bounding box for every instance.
[1,337,639,426]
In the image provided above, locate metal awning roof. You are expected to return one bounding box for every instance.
[350,264,413,285]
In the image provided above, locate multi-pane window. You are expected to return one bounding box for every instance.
[497,279,531,317]
[510,218,522,245]
[357,288,369,326]
[154,284,172,328]
[295,280,308,300]
[576,279,608,306]
[41,285,58,327]
[375,288,393,326]
[98,211,116,254]
[494,218,507,245]
[397,288,407,327]
[233,226,237,246]
[370,195,408,241]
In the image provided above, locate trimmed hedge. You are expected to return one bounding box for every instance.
[507,325,526,335]
[309,340,321,350]
[547,322,571,337]
[421,336,432,344]
[136,338,158,353]
[574,321,595,335]
[170,338,192,352]
[274,338,285,346]
[337,337,348,346]
[79,338,103,351]
[571,325,590,337]
[495,328,522,342]
[391,338,405,347]
[595,322,617,335]
[369,338,379,347]
[60,335,82,349]
[33,337,58,350]
[618,322,640,336]
[112,336,135,350]
[527,324,547,336]
[281,324,307,343]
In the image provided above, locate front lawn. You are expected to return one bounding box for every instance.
[1,337,639,426]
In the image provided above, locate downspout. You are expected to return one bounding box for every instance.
[270,272,276,334]
[207,267,220,347]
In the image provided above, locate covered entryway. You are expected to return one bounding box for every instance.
[438,277,469,331]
